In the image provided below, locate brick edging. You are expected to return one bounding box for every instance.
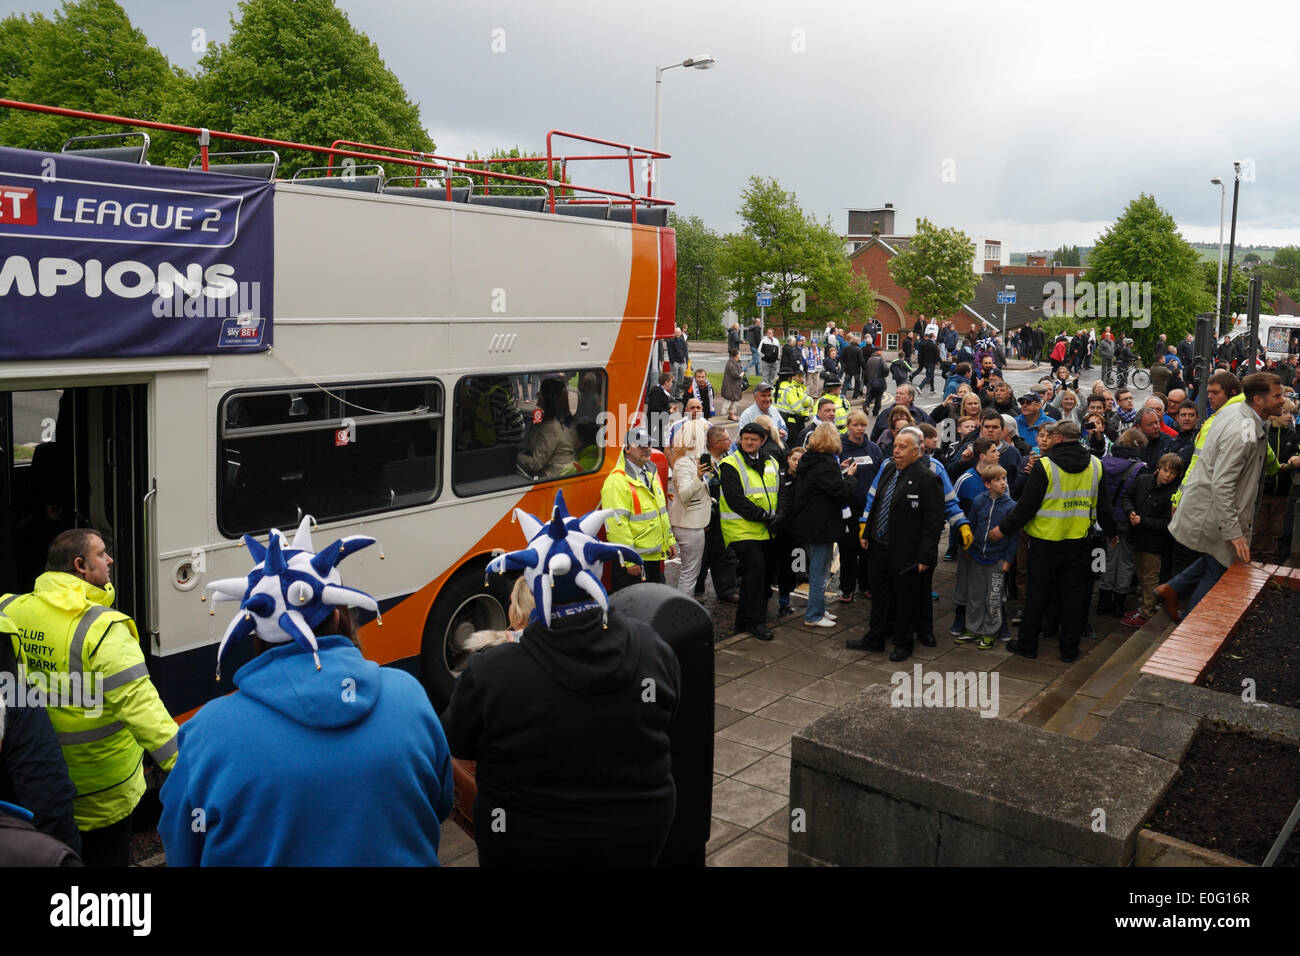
[1140,562,1280,683]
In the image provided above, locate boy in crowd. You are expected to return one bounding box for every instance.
[961,465,1018,648]
[949,439,1000,637]
[1121,454,1184,626]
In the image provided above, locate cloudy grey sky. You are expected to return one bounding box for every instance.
[5,0,1297,251]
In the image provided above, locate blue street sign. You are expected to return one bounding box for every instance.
[997,291,1017,304]
[757,292,772,308]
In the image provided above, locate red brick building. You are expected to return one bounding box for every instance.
[847,236,986,349]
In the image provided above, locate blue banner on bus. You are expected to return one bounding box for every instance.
[0,146,273,358]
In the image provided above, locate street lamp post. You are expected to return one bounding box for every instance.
[694,263,703,340]
[651,55,716,196]
[1001,284,1015,354]
[1211,177,1226,338]
[1222,162,1243,337]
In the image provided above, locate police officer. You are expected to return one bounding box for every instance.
[601,426,677,590]
[774,371,811,435]
[1,528,178,866]
[989,420,1118,663]
[820,378,852,434]
[719,422,784,641]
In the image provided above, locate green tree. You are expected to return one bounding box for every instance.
[669,213,727,339]
[1201,261,1275,318]
[189,0,433,176]
[1260,245,1300,299]
[0,13,37,98]
[719,177,873,336]
[1083,193,1210,356]
[461,147,571,196]
[888,217,978,319]
[1050,244,1082,266]
[0,1,194,166]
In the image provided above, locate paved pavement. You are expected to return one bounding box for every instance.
[690,553,1159,866]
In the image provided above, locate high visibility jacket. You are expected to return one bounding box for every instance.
[1173,393,1243,508]
[1024,457,1103,541]
[718,451,780,546]
[601,451,676,561]
[1,573,179,831]
[824,393,851,433]
[774,381,810,419]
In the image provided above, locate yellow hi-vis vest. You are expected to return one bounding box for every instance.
[601,451,676,561]
[1,576,179,831]
[1024,456,1103,541]
[718,451,780,546]
[774,381,807,418]
[825,393,851,433]
[1172,393,1244,508]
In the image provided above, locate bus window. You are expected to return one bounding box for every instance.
[453,370,606,496]
[218,380,443,537]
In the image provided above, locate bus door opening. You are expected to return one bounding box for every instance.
[0,385,149,636]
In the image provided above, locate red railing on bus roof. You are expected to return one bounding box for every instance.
[0,99,673,220]
[545,130,670,222]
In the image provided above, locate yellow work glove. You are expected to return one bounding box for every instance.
[959,525,974,549]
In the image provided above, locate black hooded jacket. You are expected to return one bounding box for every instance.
[442,606,680,864]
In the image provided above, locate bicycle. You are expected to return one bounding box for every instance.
[1103,364,1150,390]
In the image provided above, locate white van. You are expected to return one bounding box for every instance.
[1227,314,1300,365]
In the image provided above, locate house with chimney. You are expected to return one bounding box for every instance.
[845,204,992,349]
[845,206,1090,350]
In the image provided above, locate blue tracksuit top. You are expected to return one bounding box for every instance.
[954,466,985,515]
[860,456,969,531]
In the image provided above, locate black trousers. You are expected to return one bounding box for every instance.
[773,532,798,598]
[1017,536,1091,656]
[80,814,134,868]
[696,516,738,598]
[864,543,925,649]
[731,539,774,630]
[914,565,937,640]
[838,526,871,597]
[611,560,663,593]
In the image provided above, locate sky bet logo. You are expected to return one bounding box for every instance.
[0,185,38,225]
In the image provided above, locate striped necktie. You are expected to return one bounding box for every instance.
[875,469,898,543]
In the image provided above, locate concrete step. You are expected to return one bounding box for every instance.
[1037,627,1169,741]
[1015,631,1129,729]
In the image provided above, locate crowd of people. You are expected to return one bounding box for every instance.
[4,314,1297,868]
[623,319,1300,671]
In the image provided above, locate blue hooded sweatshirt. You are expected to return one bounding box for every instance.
[967,490,1018,565]
[159,635,453,866]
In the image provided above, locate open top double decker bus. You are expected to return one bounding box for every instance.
[0,98,676,714]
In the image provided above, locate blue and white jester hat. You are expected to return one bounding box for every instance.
[487,490,641,626]
[204,516,381,678]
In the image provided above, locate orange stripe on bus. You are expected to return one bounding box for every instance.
[358,226,662,665]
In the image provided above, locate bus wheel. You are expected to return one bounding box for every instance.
[420,565,512,710]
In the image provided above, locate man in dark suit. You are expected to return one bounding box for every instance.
[646,372,674,448]
[845,428,943,662]
[840,336,864,398]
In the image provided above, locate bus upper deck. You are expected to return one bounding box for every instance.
[1,98,678,714]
